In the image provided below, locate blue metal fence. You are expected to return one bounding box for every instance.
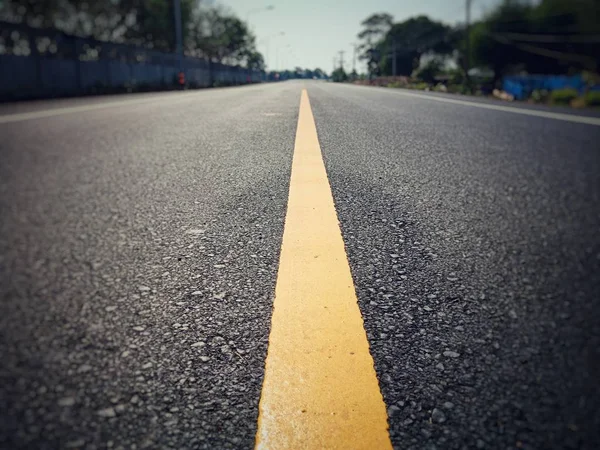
[502,74,586,100]
[0,21,263,101]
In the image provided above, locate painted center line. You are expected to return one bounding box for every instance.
[255,89,392,450]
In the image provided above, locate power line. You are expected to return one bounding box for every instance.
[493,31,600,44]
[490,32,596,68]
[488,11,581,26]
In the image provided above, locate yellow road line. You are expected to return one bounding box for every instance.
[255,89,392,450]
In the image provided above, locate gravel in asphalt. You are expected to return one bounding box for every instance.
[0,84,299,449]
[309,82,600,450]
[1,81,599,450]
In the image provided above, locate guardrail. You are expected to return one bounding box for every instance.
[0,21,263,101]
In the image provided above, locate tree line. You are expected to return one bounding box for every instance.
[266,67,328,81]
[356,0,600,84]
[0,0,265,70]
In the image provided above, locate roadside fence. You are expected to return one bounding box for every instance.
[0,21,263,101]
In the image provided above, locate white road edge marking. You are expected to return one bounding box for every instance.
[349,84,600,126]
[0,99,158,124]
[0,90,212,124]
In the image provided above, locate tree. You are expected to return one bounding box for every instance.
[0,0,265,67]
[265,67,328,81]
[357,13,393,77]
[130,0,196,51]
[331,67,348,82]
[313,68,326,79]
[0,0,196,50]
[470,0,536,81]
[414,57,444,84]
[188,7,254,64]
[379,16,453,76]
[245,51,265,71]
[470,0,600,80]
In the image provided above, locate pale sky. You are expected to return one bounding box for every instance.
[219,0,503,72]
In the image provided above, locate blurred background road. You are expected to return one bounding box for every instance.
[1,81,599,449]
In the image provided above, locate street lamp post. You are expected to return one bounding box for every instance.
[245,6,275,82]
[281,44,292,73]
[259,31,285,71]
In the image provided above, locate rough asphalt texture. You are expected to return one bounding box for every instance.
[0,84,298,449]
[1,81,599,450]
[310,83,600,450]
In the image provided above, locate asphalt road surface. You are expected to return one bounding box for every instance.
[1,81,599,450]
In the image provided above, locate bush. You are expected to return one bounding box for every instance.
[584,91,600,106]
[530,89,549,103]
[448,69,464,85]
[414,59,443,84]
[408,82,430,90]
[550,88,578,105]
[449,84,471,95]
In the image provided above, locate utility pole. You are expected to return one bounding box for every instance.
[392,39,397,77]
[174,0,184,83]
[338,51,345,71]
[174,0,183,73]
[465,0,472,85]
[351,44,357,73]
[367,38,373,81]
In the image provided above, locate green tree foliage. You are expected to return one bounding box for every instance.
[130,0,196,51]
[186,5,256,64]
[379,16,453,76]
[413,58,444,84]
[313,68,327,79]
[331,67,348,82]
[356,13,393,77]
[0,0,196,48]
[357,13,453,77]
[0,0,264,68]
[267,68,329,81]
[354,0,600,83]
[245,51,265,71]
[470,0,600,79]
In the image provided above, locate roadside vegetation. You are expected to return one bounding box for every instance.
[346,0,600,108]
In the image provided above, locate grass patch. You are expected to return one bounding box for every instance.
[584,91,600,106]
[550,88,578,105]
[408,82,430,91]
